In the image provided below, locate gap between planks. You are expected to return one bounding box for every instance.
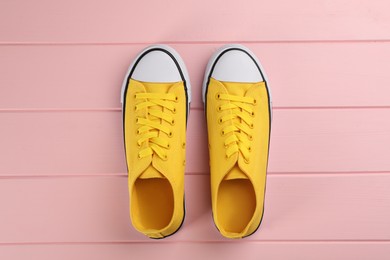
[1,171,390,179]
[1,39,390,46]
[1,106,390,113]
[1,240,390,246]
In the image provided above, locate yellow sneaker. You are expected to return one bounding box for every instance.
[121,45,191,239]
[202,44,272,238]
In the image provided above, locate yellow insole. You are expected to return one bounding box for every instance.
[132,178,173,230]
[217,179,256,233]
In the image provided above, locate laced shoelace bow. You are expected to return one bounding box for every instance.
[135,92,178,160]
[217,92,256,163]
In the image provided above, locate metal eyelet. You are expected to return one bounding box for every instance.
[182,142,186,149]
[162,155,168,161]
[217,106,222,112]
[253,99,257,105]
[167,143,170,149]
[218,118,223,124]
[172,108,177,114]
[175,96,179,102]
[220,130,225,136]
[171,119,175,125]
[249,123,254,129]
[168,131,173,138]
[248,146,252,152]
[215,93,221,100]
[251,111,255,117]
[248,134,253,140]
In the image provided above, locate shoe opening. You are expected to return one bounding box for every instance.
[132,178,174,230]
[216,173,256,234]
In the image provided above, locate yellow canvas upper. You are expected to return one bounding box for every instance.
[124,79,187,238]
[206,77,271,238]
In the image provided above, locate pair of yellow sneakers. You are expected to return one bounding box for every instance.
[121,44,271,239]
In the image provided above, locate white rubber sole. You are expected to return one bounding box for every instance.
[120,44,191,115]
[202,44,272,120]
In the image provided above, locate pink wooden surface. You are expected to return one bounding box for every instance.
[1,0,390,259]
[0,0,389,43]
[1,43,390,109]
[1,109,390,176]
[0,175,389,242]
[1,243,390,260]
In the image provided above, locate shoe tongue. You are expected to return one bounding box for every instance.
[223,82,255,126]
[142,82,175,135]
[224,165,248,180]
[223,81,254,96]
[139,165,165,179]
[143,82,173,94]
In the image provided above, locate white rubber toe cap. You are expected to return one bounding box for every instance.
[211,50,263,82]
[131,50,182,83]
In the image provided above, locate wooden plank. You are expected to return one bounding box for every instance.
[0,174,389,242]
[1,43,390,109]
[0,111,127,176]
[1,243,390,260]
[0,0,389,43]
[0,109,390,176]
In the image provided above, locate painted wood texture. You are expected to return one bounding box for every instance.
[0,0,389,43]
[1,43,390,109]
[1,109,390,176]
[1,243,390,260]
[0,175,389,243]
[1,0,390,258]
